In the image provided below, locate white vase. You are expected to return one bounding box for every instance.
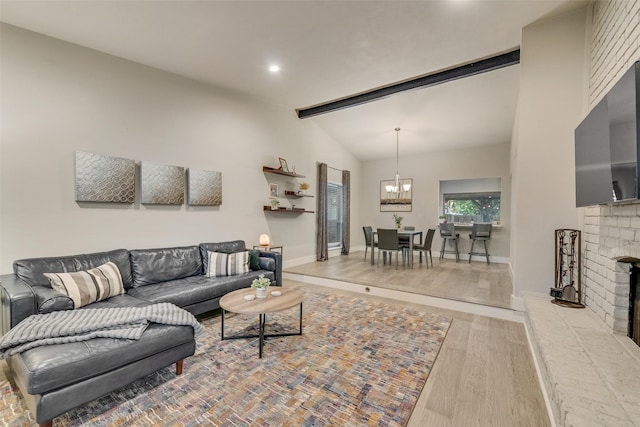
[256,288,268,299]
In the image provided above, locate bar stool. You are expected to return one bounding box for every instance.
[439,223,460,262]
[468,223,492,264]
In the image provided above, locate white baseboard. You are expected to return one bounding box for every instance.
[282,246,346,269]
[511,291,550,312]
[283,255,316,269]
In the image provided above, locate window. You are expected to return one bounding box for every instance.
[443,192,501,224]
[327,182,343,249]
[439,177,502,224]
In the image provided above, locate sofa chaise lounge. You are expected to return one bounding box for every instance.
[0,240,282,426]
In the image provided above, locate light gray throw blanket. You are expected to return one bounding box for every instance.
[0,303,204,358]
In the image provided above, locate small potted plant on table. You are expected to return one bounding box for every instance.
[251,274,271,298]
[393,213,403,229]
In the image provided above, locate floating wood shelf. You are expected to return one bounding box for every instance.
[284,190,314,198]
[263,206,314,214]
[262,166,305,178]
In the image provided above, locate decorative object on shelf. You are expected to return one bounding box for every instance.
[278,157,289,173]
[393,213,404,229]
[141,161,185,205]
[263,206,313,213]
[259,234,270,246]
[262,165,313,214]
[299,182,310,195]
[439,215,447,224]
[186,168,222,206]
[269,183,278,198]
[251,274,271,298]
[550,229,584,308]
[75,151,135,203]
[262,165,305,178]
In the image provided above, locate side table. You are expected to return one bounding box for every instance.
[253,244,283,255]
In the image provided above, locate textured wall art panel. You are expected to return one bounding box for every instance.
[141,161,185,205]
[187,169,222,206]
[75,151,135,203]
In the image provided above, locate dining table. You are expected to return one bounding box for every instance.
[370,229,423,268]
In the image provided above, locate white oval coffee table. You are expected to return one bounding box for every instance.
[219,287,303,358]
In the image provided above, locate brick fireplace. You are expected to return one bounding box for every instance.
[583,203,640,336]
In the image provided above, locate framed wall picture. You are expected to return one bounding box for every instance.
[380,178,413,212]
[279,157,289,172]
[140,161,185,205]
[269,183,278,198]
[186,168,222,206]
[74,151,135,203]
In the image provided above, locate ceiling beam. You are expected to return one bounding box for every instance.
[296,48,520,119]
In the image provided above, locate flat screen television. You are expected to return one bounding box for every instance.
[609,62,640,202]
[575,61,639,207]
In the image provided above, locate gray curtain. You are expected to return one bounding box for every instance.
[341,170,351,255]
[316,163,328,261]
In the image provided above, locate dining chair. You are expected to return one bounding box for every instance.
[413,228,435,268]
[376,228,405,269]
[468,223,492,264]
[362,226,377,262]
[439,223,460,262]
[398,225,415,249]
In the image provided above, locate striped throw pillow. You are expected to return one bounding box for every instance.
[44,262,125,309]
[207,251,249,277]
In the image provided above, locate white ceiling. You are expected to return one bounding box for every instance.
[0,0,586,160]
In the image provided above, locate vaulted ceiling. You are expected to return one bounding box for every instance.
[1,0,586,160]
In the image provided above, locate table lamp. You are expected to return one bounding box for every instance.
[259,234,270,246]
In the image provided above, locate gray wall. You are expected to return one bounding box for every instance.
[0,24,361,272]
[510,8,587,303]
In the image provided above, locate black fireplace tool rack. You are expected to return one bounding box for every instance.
[550,228,585,308]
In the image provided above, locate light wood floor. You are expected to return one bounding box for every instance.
[285,280,551,427]
[0,279,549,426]
[285,250,513,309]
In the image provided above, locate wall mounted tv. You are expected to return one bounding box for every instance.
[575,61,640,207]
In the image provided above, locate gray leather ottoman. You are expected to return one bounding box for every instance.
[8,321,195,427]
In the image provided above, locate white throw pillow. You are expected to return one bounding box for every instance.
[44,261,125,308]
[207,251,250,277]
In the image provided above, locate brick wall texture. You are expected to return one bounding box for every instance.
[583,0,640,332]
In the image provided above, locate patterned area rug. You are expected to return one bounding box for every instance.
[0,286,451,426]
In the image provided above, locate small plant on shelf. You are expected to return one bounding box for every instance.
[298,182,309,194]
[269,198,280,210]
[393,213,403,229]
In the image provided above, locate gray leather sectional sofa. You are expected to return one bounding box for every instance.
[0,240,281,427]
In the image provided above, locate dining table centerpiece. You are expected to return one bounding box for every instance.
[251,274,271,298]
[393,213,403,229]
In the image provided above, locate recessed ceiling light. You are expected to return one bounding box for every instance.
[269,65,280,73]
